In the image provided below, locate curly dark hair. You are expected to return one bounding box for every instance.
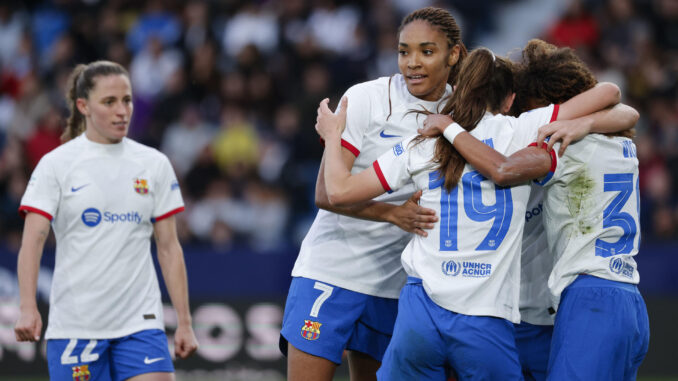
[511,39,597,115]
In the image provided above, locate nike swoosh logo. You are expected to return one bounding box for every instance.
[144,356,165,364]
[71,184,90,192]
[379,130,401,138]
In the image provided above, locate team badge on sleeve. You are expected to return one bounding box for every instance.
[133,178,149,194]
[72,365,91,381]
[392,142,404,157]
[301,320,322,340]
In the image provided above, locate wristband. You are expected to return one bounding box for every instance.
[442,122,465,144]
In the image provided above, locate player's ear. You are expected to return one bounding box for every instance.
[502,93,516,114]
[447,45,460,67]
[76,98,89,116]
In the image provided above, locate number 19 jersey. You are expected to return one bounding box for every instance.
[375,106,559,323]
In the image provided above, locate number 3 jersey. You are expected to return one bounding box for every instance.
[375,106,559,323]
[541,134,640,306]
[19,135,185,339]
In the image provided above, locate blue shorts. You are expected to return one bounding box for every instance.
[47,329,174,381]
[515,322,553,381]
[548,275,649,381]
[377,277,522,381]
[279,276,398,364]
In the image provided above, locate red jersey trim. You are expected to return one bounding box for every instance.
[372,160,392,193]
[152,206,185,223]
[550,104,560,122]
[528,142,558,185]
[18,205,53,221]
[341,139,360,157]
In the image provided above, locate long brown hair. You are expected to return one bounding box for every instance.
[62,60,129,142]
[426,48,514,191]
[398,7,468,86]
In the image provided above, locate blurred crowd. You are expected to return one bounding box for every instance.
[0,0,676,252]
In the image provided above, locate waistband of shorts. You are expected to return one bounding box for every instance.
[406,276,422,285]
[568,274,639,294]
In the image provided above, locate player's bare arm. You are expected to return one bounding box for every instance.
[15,212,50,342]
[154,216,198,359]
[418,85,634,185]
[537,103,639,155]
[314,99,437,236]
[316,98,386,206]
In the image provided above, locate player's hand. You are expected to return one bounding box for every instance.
[174,324,199,359]
[419,114,454,137]
[15,306,42,342]
[315,97,347,142]
[388,190,438,237]
[536,118,592,157]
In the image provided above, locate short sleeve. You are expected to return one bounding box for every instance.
[340,84,374,157]
[510,104,560,149]
[373,137,415,193]
[152,154,185,222]
[530,142,559,186]
[19,156,60,221]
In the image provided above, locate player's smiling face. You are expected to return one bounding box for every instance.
[398,20,459,102]
[78,74,133,144]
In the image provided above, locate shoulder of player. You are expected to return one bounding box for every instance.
[124,138,172,164]
[344,76,392,103]
[565,133,632,158]
[469,113,515,136]
[403,134,435,156]
[124,138,162,155]
[38,135,84,165]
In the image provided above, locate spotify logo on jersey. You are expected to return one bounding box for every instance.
[81,208,102,227]
[81,208,143,227]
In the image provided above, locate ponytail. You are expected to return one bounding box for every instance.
[62,64,88,142]
[431,48,514,191]
[61,60,129,142]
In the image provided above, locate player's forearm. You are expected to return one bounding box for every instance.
[17,215,49,310]
[323,136,360,205]
[558,82,621,121]
[588,103,639,134]
[324,199,402,223]
[157,244,193,327]
[500,147,553,185]
[17,248,41,311]
[314,145,395,221]
[445,132,514,184]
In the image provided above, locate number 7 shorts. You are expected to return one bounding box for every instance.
[279,276,398,364]
[46,329,174,381]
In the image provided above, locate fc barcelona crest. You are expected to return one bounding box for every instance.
[134,178,149,194]
[301,320,322,340]
[72,365,91,381]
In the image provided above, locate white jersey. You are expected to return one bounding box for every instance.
[541,134,640,307]
[20,134,184,339]
[375,105,560,323]
[519,185,555,325]
[292,74,451,298]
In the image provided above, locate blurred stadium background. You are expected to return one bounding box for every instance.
[0,0,676,379]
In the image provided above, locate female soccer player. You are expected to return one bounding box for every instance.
[14,61,198,381]
[315,48,622,380]
[422,39,648,381]
[280,7,466,381]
